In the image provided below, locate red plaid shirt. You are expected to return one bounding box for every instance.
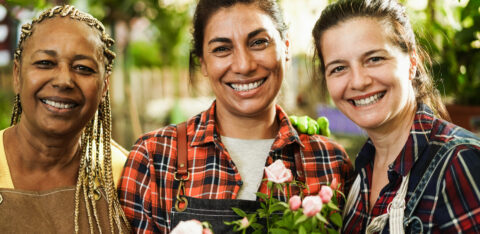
[343,104,480,233]
[118,102,354,233]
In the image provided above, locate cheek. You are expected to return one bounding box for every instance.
[326,79,341,99]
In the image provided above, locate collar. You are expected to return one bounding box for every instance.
[355,103,434,176]
[189,101,303,149]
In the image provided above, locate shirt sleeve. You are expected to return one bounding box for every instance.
[118,138,162,233]
[437,145,480,232]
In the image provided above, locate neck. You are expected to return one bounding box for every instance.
[366,102,416,167]
[7,122,81,172]
[215,104,278,139]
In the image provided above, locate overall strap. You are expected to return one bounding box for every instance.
[176,122,188,176]
[294,150,305,182]
[403,137,479,231]
[174,122,189,212]
[343,174,361,219]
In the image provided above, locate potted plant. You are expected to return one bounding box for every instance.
[418,0,480,133]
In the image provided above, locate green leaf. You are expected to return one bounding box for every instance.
[327,228,340,234]
[256,192,268,200]
[327,202,340,211]
[274,219,291,228]
[269,228,290,234]
[315,212,329,224]
[330,212,343,228]
[299,225,307,234]
[232,207,247,217]
[294,214,309,226]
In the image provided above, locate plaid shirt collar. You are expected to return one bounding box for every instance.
[189,101,304,150]
[355,103,434,176]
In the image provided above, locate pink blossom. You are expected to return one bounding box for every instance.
[202,228,213,234]
[289,195,302,211]
[171,220,204,234]
[240,217,249,228]
[302,195,323,217]
[330,177,338,190]
[319,185,333,203]
[264,160,293,183]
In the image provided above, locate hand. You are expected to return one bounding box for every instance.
[289,115,331,137]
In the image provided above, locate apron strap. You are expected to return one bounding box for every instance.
[343,174,361,219]
[294,150,305,182]
[174,122,189,212]
[176,122,188,176]
[365,173,410,234]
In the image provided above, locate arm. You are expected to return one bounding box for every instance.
[118,138,163,233]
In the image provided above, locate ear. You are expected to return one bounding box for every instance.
[199,58,208,77]
[409,50,417,80]
[13,60,21,93]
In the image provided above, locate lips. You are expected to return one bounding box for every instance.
[228,78,266,92]
[349,91,386,107]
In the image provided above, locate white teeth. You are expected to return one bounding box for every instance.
[231,79,265,92]
[352,92,385,107]
[43,99,76,109]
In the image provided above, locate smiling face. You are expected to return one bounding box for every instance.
[200,3,288,119]
[320,17,416,131]
[13,16,108,137]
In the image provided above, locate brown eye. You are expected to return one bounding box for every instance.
[330,66,346,75]
[211,45,231,57]
[250,39,269,49]
[73,65,96,75]
[34,60,55,68]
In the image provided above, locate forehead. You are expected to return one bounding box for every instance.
[24,16,102,57]
[321,17,393,56]
[204,3,279,40]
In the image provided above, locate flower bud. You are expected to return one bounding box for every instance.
[289,195,302,211]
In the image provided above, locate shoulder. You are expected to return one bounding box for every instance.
[110,140,128,186]
[298,133,348,156]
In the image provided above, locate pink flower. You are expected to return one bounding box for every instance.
[264,160,293,183]
[319,185,333,203]
[240,217,249,228]
[203,228,213,234]
[171,220,204,234]
[330,177,338,190]
[302,195,323,217]
[289,195,302,211]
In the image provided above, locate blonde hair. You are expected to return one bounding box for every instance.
[11,5,130,233]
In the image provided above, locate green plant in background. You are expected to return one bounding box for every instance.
[417,0,480,105]
[0,90,14,129]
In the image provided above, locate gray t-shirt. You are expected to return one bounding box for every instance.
[221,136,275,201]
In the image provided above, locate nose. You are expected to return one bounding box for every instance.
[350,65,372,90]
[52,63,74,90]
[231,47,257,75]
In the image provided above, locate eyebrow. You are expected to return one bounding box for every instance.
[33,50,57,57]
[207,28,267,45]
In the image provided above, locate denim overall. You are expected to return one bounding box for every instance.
[357,137,480,233]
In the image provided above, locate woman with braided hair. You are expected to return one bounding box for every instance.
[0,5,130,233]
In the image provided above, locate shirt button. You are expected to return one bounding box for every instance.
[237,181,243,186]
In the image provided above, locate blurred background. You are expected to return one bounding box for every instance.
[0,0,479,160]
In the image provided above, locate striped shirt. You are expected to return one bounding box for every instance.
[343,104,480,233]
[118,101,354,233]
